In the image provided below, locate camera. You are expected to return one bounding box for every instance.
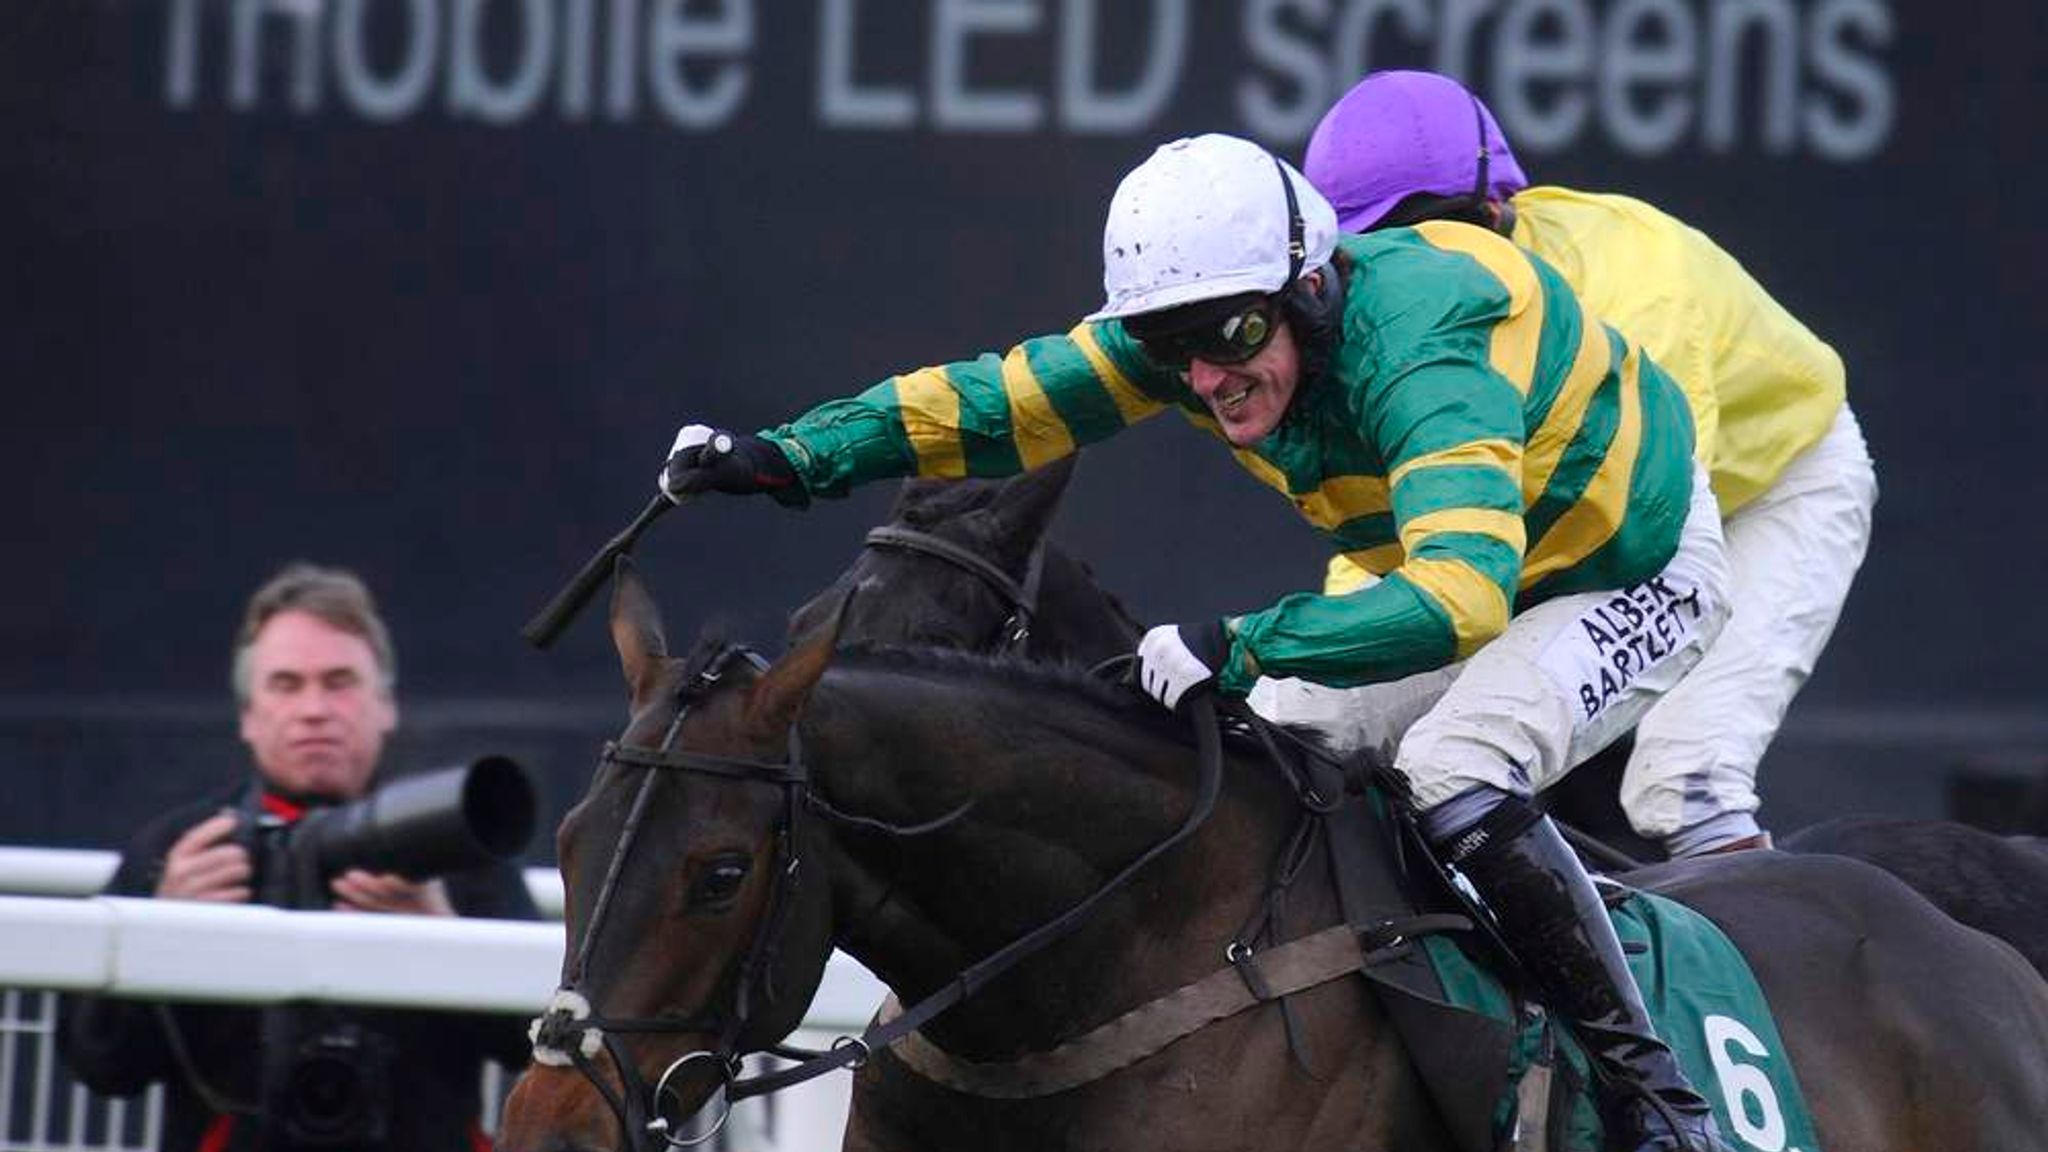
[240,756,538,1150]
[242,755,539,908]
[268,1019,396,1148]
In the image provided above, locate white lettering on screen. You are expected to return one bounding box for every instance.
[335,0,438,122]
[933,0,1042,131]
[1060,0,1185,133]
[646,0,750,129]
[819,0,916,128]
[1239,0,1329,142]
[1600,0,1695,157]
[155,0,1894,160]
[1493,0,1595,153]
[448,0,553,125]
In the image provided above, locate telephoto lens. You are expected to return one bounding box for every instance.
[294,755,538,882]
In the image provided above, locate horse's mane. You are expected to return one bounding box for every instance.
[824,642,1345,762]
[831,642,1148,716]
[679,632,1343,766]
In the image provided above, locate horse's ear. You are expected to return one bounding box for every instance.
[747,585,850,738]
[891,476,988,528]
[989,454,1078,550]
[608,556,668,702]
[887,477,935,521]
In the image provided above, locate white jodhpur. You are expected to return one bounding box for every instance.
[1251,463,1732,815]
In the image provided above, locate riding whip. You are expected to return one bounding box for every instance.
[522,495,675,648]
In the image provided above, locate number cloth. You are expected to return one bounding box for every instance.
[1427,887,1825,1152]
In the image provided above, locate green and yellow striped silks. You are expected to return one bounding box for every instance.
[764,221,1696,692]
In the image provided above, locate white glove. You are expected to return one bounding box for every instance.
[658,422,809,507]
[1135,621,1229,711]
[657,424,728,501]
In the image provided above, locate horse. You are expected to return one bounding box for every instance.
[798,462,2048,978]
[497,560,2048,1152]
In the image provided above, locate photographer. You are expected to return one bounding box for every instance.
[59,563,538,1152]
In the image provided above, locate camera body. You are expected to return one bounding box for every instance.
[264,1018,396,1149]
[235,756,537,1150]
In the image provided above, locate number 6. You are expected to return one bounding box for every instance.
[1703,1015,1787,1150]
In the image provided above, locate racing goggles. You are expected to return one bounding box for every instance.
[1127,293,1280,370]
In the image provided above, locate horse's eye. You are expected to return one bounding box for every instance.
[688,859,750,908]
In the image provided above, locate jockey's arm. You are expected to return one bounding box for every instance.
[761,322,1173,498]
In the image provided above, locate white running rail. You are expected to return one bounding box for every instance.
[0,848,879,1152]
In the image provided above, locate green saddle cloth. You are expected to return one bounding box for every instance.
[1421,888,1823,1152]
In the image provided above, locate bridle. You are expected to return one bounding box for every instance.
[861,525,1047,654]
[528,642,810,1149]
[527,638,1226,1150]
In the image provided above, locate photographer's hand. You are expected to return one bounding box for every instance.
[156,811,253,903]
[329,869,455,917]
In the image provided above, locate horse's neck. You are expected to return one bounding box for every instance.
[810,663,1329,1061]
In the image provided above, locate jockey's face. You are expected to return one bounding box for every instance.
[1186,315,1301,448]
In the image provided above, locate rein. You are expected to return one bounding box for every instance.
[529,644,1225,1149]
[873,706,1478,1100]
[862,525,1047,653]
[728,692,1225,1099]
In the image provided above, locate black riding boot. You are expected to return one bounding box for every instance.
[1436,800,1734,1152]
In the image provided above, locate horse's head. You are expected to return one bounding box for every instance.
[500,560,839,1152]
[788,456,1075,653]
[788,455,1139,662]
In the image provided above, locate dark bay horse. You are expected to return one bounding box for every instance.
[801,464,2048,978]
[499,563,2048,1152]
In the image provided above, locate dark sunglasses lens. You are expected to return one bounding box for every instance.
[1141,335,1193,368]
[1136,299,1276,369]
[1218,306,1273,359]
[1186,303,1274,365]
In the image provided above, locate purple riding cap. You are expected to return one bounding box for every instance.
[1304,70,1529,233]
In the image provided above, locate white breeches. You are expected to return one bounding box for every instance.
[1625,405,1877,852]
[1250,463,1731,813]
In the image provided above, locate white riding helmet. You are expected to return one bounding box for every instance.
[1088,134,1339,322]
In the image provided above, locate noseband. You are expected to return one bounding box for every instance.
[529,643,807,1149]
[862,525,1046,653]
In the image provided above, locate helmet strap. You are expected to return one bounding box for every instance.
[1279,253,1349,399]
[1272,156,1306,286]
[1468,90,1492,203]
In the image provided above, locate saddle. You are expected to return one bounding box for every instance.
[1242,720,1529,1152]
[1278,732,1821,1152]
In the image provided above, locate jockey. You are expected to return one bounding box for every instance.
[1303,70,1878,859]
[658,133,1736,1152]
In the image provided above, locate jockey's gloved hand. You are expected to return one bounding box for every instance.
[1135,620,1231,711]
[659,424,808,508]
